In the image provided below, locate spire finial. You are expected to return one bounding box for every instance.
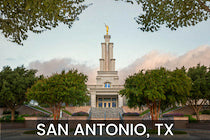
[105,24,109,35]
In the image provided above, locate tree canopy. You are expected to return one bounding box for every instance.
[116,0,210,32]
[1,0,209,45]
[0,0,88,45]
[0,65,37,120]
[187,64,210,120]
[27,69,89,120]
[120,67,191,120]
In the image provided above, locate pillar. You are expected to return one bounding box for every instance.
[118,95,123,107]
[91,93,96,107]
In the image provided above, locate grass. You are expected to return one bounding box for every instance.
[162,106,179,114]
[31,105,51,114]
[140,109,150,117]
[62,109,72,116]
[0,114,25,121]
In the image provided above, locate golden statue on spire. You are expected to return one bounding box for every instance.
[105,24,109,35]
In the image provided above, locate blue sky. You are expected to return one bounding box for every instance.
[0,0,210,71]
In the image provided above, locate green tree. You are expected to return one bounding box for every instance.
[0,100,6,107]
[120,67,191,120]
[0,0,89,45]
[0,66,37,120]
[187,64,210,120]
[27,70,89,120]
[116,0,210,31]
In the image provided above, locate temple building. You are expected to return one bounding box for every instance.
[87,31,124,108]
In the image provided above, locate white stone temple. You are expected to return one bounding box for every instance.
[87,33,124,108]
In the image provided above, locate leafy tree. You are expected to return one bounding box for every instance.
[27,70,89,120]
[0,0,89,45]
[0,100,6,107]
[116,0,210,31]
[0,66,37,120]
[187,64,210,120]
[120,67,191,120]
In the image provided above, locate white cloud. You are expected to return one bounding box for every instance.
[28,58,97,84]
[28,45,210,85]
[119,45,210,84]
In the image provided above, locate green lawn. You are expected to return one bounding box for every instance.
[62,109,72,116]
[162,106,179,114]
[140,109,150,116]
[30,105,51,114]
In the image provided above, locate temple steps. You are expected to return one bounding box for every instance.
[90,107,123,120]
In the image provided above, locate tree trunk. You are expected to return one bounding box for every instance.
[195,111,200,121]
[11,108,15,121]
[154,102,158,120]
[57,105,61,120]
[191,103,201,121]
[157,101,161,119]
[150,105,154,120]
[56,107,59,120]
[53,106,56,120]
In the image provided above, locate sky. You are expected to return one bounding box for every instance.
[0,0,210,83]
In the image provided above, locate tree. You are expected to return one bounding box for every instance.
[27,70,89,120]
[187,64,210,120]
[116,0,210,32]
[0,0,89,45]
[0,66,37,120]
[120,67,191,120]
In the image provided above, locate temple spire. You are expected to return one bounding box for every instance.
[105,24,109,35]
[99,31,115,71]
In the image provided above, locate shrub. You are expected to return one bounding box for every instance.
[72,112,89,116]
[0,114,25,121]
[184,115,198,123]
[20,113,49,117]
[163,113,184,117]
[122,112,140,116]
[3,110,19,115]
[201,110,210,115]
[20,114,31,117]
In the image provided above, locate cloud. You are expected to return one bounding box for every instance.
[28,45,210,85]
[5,58,16,61]
[28,58,97,84]
[119,45,210,84]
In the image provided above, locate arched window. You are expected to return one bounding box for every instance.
[104,82,111,88]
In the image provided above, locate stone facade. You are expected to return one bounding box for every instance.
[88,34,124,108]
[122,106,148,114]
[65,106,91,114]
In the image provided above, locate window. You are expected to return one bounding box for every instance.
[112,98,116,101]
[112,102,116,107]
[104,98,111,101]
[98,102,102,107]
[105,83,111,88]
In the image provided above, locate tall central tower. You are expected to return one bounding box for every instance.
[96,34,119,86]
[100,35,115,71]
[87,28,124,108]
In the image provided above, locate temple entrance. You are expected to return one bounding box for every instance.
[96,96,118,108]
